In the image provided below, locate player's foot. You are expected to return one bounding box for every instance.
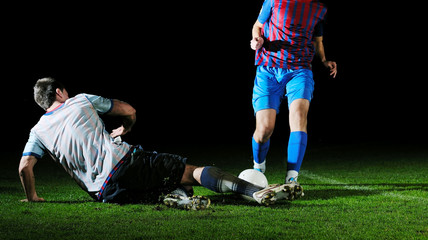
[170,185,194,198]
[252,183,292,206]
[285,177,304,199]
[163,194,211,210]
[253,160,266,173]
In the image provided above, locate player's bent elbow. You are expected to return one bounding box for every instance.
[128,106,136,117]
[122,102,136,118]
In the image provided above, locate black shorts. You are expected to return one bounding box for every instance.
[101,148,187,204]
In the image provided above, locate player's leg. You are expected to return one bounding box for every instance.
[251,66,285,173]
[193,166,263,196]
[192,166,301,205]
[252,109,276,172]
[180,164,198,183]
[289,98,309,132]
[284,69,314,183]
[286,99,310,182]
[166,164,264,209]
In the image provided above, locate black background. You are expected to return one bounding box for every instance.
[3,1,427,155]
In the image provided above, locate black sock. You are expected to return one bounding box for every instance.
[200,166,263,197]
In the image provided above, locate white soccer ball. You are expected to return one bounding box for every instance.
[238,169,269,201]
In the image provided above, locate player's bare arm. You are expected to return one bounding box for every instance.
[108,99,137,138]
[314,36,337,78]
[19,155,45,202]
[250,20,264,50]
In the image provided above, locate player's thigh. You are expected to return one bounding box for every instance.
[102,151,188,203]
[255,108,277,131]
[285,69,314,108]
[253,109,277,142]
[252,66,287,114]
[116,151,187,191]
[288,98,310,131]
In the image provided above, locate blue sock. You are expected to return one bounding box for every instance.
[287,131,307,172]
[252,137,270,164]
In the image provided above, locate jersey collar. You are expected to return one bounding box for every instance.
[44,103,65,116]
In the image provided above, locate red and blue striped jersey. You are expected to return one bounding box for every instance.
[255,0,327,69]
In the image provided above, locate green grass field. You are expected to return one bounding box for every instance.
[1,143,427,239]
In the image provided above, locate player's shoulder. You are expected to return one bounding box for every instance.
[72,93,103,104]
[75,93,93,99]
[78,93,113,114]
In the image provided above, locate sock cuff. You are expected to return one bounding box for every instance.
[200,166,221,192]
[252,137,270,151]
[289,131,307,145]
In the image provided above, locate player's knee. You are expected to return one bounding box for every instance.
[191,167,204,184]
[254,125,274,143]
[289,101,309,122]
[289,108,308,132]
[181,165,200,185]
[290,108,307,122]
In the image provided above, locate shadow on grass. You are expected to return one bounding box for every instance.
[301,183,428,201]
[203,193,293,209]
[355,183,428,190]
[301,189,379,201]
[45,200,95,204]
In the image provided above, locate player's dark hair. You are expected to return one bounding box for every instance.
[34,77,65,110]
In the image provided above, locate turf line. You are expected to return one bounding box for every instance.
[300,170,428,203]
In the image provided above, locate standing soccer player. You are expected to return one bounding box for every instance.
[250,0,337,185]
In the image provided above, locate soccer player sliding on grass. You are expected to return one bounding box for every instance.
[19,78,303,210]
[250,0,337,185]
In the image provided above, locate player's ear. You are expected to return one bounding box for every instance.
[55,88,68,102]
[55,88,63,98]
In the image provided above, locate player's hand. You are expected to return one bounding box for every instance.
[250,37,264,50]
[110,125,130,138]
[322,60,337,78]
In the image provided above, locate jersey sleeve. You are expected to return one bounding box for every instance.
[257,0,273,24]
[313,21,324,37]
[22,131,45,159]
[84,94,114,114]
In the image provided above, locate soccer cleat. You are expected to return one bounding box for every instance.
[163,194,211,210]
[252,182,302,206]
[170,185,194,198]
[285,177,304,199]
[293,184,304,199]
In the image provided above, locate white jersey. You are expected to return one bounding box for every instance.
[23,94,132,192]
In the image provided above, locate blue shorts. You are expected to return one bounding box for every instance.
[252,66,315,114]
